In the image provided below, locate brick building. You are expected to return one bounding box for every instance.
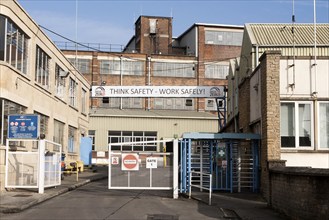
[225,23,329,199]
[60,16,244,153]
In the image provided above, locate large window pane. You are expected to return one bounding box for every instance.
[36,46,50,89]
[298,104,311,146]
[68,126,76,153]
[280,103,295,147]
[0,15,6,60]
[319,103,329,149]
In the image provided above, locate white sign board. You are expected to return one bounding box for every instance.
[146,157,158,169]
[97,151,106,158]
[92,86,224,98]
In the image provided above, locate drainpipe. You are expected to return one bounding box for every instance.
[255,44,259,70]
[147,56,151,111]
[120,55,123,110]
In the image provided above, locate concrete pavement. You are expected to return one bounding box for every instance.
[0,166,288,219]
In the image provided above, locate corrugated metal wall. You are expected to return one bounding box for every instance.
[90,116,218,151]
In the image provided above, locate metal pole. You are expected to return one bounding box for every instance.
[173,139,179,199]
[108,143,111,189]
[150,167,152,187]
[189,171,192,199]
[209,174,212,205]
[200,144,203,192]
[120,56,123,109]
[38,140,45,194]
[147,56,151,111]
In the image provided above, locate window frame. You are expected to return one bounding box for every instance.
[280,101,314,149]
[68,126,77,153]
[318,101,329,150]
[0,15,29,74]
[35,45,50,89]
[69,78,77,107]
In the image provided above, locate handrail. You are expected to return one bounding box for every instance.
[188,171,212,205]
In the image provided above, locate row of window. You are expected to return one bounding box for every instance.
[280,101,329,149]
[205,30,243,46]
[108,131,157,152]
[70,58,229,79]
[0,99,77,153]
[100,97,218,111]
[0,15,87,112]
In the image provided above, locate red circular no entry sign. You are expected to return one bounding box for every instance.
[122,154,138,170]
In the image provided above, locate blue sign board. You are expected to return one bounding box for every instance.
[8,114,39,139]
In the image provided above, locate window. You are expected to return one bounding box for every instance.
[35,46,50,89]
[153,62,195,77]
[34,112,49,138]
[55,64,66,98]
[69,78,77,107]
[206,99,217,111]
[0,99,27,145]
[53,120,64,147]
[99,60,144,76]
[81,89,87,114]
[280,102,312,148]
[205,30,243,46]
[154,98,194,110]
[185,99,193,107]
[103,98,142,109]
[88,130,95,151]
[68,126,76,153]
[319,102,329,149]
[68,58,91,74]
[0,15,29,74]
[205,63,229,79]
[108,131,157,151]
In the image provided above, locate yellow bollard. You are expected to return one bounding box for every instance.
[163,146,167,168]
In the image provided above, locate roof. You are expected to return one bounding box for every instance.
[90,109,218,120]
[176,23,244,39]
[246,23,329,46]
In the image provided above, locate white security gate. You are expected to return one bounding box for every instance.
[108,139,178,199]
[5,139,62,193]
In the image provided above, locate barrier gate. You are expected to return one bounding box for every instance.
[180,133,261,194]
[108,139,179,199]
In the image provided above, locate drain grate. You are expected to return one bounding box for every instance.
[147,214,179,220]
[13,194,32,197]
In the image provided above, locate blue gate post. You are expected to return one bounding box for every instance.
[228,141,233,193]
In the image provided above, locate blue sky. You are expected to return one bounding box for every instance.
[18,0,329,47]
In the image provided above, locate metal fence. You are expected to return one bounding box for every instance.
[109,152,173,189]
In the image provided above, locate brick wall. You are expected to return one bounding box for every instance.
[270,167,329,219]
[238,77,251,133]
[259,51,283,200]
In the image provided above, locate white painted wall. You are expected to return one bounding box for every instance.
[280,59,329,98]
[281,152,329,168]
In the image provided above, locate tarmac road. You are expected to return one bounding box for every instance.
[0,178,224,220]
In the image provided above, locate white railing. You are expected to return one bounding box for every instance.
[189,171,213,205]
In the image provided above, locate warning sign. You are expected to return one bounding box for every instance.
[122,153,139,171]
[111,157,119,165]
[146,157,157,169]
